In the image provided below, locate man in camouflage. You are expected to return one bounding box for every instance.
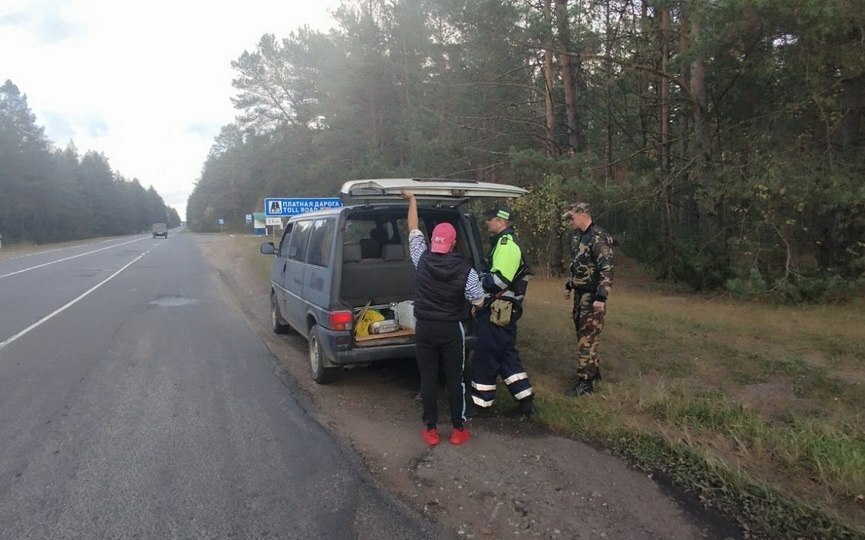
[562,201,614,396]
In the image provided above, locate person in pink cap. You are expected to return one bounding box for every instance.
[402,191,485,446]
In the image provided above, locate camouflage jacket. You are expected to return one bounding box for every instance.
[568,222,614,301]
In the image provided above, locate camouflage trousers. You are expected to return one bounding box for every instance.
[572,292,606,381]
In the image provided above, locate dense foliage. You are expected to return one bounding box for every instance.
[0,80,180,245]
[188,0,864,300]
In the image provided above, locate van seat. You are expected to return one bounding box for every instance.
[341,259,416,306]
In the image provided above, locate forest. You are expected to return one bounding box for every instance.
[186,0,861,301]
[0,80,181,245]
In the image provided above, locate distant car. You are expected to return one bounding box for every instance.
[152,223,168,239]
[259,178,526,384]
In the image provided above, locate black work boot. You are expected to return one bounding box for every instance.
[466,404,496,419]
[564,378,594,397]
[506,395,535,418]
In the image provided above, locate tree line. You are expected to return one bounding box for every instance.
[188,0,864,301]
[0,80,181,246]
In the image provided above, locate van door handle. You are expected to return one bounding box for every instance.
[282,262,287,273]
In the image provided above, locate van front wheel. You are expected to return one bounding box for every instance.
[308,324,340,384]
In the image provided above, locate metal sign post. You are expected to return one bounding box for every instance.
[265,217,282,244]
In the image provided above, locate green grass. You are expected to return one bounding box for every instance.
[518,269,865,538]
[815,334,865,360]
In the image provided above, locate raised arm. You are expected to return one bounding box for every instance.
[401,191,425,268]
[401,190,418,231]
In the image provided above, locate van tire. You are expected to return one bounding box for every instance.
[270,292,291,334]
[309,324,340,384]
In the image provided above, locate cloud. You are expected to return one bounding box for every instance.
[40,110,109,144]
[186,122,221,139]
[0,1,80,44]
[0,11,27,28]
[40,110,75,142]
[83,114,109,137]
[33,12,78,43]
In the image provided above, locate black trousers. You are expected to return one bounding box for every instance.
[415,319,467,429]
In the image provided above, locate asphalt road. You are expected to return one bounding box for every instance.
[0,232,441,539]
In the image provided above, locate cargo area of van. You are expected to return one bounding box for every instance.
[339,228,418,348]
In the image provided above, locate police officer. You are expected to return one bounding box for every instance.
[470,205,535,418]
[563,201,614,396]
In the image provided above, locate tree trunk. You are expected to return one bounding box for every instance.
[686,3,712,243]
[690,33,706,159]
[839,76,865,148]
[658,6,671,173]
[658,4,673,278]
[604,0,614,184]
[555,0,580,153]
[637,0,650,152]
[542,0,558,156]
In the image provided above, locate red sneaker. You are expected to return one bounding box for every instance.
[449,427,471,446]
[421,427,440,446]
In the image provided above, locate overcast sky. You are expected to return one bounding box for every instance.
[1,0,342,217]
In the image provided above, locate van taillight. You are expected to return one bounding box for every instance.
[329,311,353,331]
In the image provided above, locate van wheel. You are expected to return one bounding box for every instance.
[309,325,340,384]
[270,292,291,334]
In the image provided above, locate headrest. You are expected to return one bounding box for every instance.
[343,243,362,262]
[359,238,381,258]
[381,243,405,261]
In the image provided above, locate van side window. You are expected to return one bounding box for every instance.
[307,219,335,267]
[288,220,312,261]
[277,223,294,258]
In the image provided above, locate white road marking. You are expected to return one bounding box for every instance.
[0,237,150,280]
[0,248,153,351]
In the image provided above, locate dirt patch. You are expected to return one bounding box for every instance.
[198,234,739,539]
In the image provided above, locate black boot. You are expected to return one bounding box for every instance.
[564,378,594,397]
[466,403,496,419]
[506,395,535,418]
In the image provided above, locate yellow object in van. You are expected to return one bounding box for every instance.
[355,309,385,337]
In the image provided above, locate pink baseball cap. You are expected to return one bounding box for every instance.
[430,223,457,253]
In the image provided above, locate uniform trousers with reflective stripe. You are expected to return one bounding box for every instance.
[415,318,467,429]
[470,310,533,408]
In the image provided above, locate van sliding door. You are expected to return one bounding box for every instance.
[284,220,312,332]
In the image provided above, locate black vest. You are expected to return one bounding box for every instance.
[414,251,472,321]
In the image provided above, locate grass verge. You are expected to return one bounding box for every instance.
[522,268,865,539]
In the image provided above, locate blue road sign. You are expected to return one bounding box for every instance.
[264,197,342,217]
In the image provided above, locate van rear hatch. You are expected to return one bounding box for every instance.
[341,178,527,206]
